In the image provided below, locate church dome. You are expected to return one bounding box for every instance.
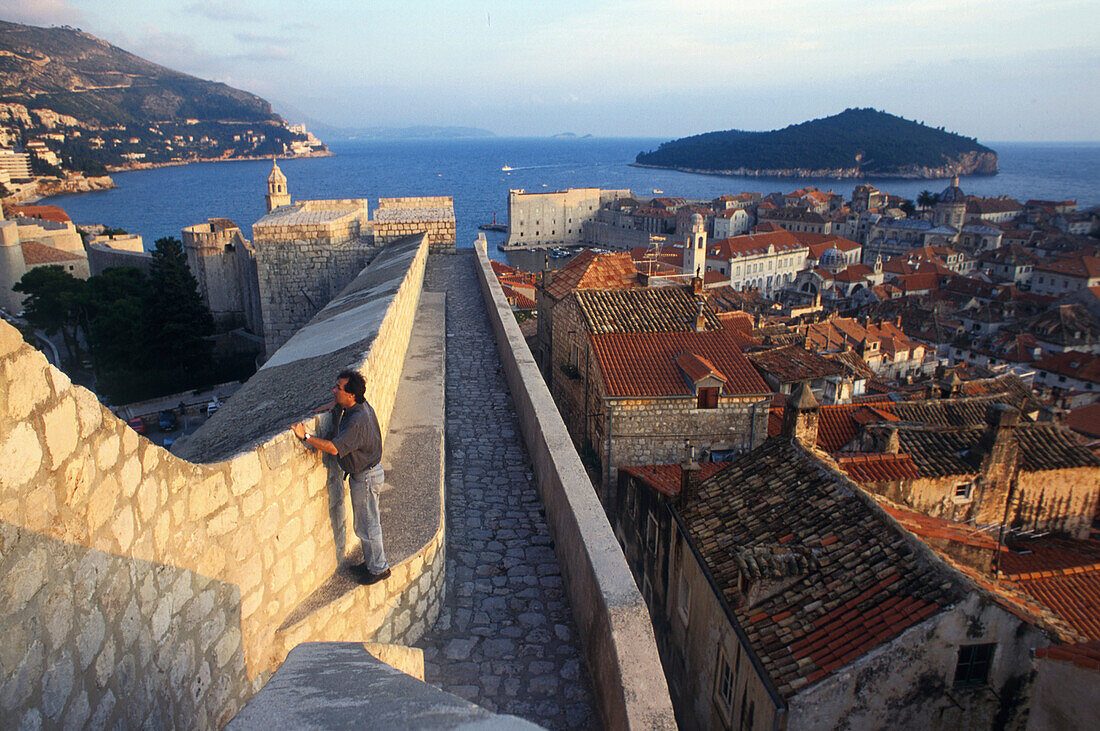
[939,175,965,204]
[819,246,844,269]
[691,212,704,226]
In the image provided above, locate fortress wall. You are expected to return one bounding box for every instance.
[253,227,376,354]
[374,196,456,253]
[87,244,153,277]
[471,239,677,729]
[0,235,441,729]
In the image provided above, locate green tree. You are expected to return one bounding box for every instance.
[143,236,213,377]
[917,190,940,208]
[82,266,148,373]
[13,265,85,362]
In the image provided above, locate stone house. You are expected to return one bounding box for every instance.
[745,342,847,399]
[801,315,934,380]
[613,388,1050,730]
[534,249,641,379]
[548,283,771,494]
[1032,254,1100,297]
[704,230,808,297]
[0,205,89,313]
[821,394,1100,539]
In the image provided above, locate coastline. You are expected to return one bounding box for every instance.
[629,162,1000,181]
[105,149,334,174]
[15,150,336,204]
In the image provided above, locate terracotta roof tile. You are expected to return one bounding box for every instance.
[574,287,722,334]
[1035,640,1100,670]
[835,453,921,481]
[591,329,770,397]
[747,344,847,384]
[20,240,84,265]
[620,462,729,497]
[674,439,963,696]
[545,250,639,300]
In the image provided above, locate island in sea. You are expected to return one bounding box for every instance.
[0,20,328,201]
[634,108,998,180]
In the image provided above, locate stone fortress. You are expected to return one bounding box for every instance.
[185,161,458,355]
[0,167,673,729]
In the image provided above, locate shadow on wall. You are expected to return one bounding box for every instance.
[0,523,249,729]
[0,234,437,728]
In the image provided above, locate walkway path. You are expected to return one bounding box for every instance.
[414,252,598,729]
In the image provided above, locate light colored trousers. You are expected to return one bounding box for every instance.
[348,464,387,573]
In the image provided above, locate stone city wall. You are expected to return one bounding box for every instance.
[472,238,677,730]
[0,235,443,729]
[87,244,152,277]
[374,197,456,253]
[581,220,667,251]
[253,234,377,355]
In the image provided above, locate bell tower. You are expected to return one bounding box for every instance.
[265,160,291,213]
[686,213,707,279]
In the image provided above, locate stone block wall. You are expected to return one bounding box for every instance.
[599,395,771,488]
[374,197,456,253]
[253,235,377,355]
[0,234,444,729]
[87,244,153,277]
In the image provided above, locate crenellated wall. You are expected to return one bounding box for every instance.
[0,234,444,729]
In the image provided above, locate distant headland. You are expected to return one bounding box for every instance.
[634,108,998,180]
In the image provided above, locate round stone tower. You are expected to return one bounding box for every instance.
[265,160,291,213]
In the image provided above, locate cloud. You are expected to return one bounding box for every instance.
[231,45,292,62]
[0,0,85,27]
[184,2,260,23]
[235,31,290,45]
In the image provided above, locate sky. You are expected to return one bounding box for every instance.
[2,0,1099,141]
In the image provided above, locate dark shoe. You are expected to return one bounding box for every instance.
[349,564,390,585]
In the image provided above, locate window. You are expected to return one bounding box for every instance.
[954,482,973,501]
[678,570,692,626]
[698,387,719,409]
[714,647,735,718]
[954,643,995,687]
[646,512,658,553]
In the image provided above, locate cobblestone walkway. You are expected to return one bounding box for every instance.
[414,252,598,729]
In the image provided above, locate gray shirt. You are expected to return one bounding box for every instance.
[330,402,382,474]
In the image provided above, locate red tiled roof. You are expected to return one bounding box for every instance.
[676,438,963,696]
[591,328,770,398]
[10,204,70,223]
[709,230,805,259]
[545,251,639,300]
[835,453,921,482]
[20,240,83,265]
[816,401,896,451]
[1009,568,1100,641]
[675,351,727,384]
[1035,254,1100,279]
[879,502,1000,551]
[1067,402,1100,439]
[1035,351,1100,385]
[620,462,728,497]
[490,260,518,277]
[1035,641,1100,671]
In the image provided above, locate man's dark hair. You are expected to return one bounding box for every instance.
[338,370,366,404]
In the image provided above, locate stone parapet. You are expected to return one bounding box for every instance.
[0,234,444,729]
[472,239,677,729]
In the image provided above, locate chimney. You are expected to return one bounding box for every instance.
[692,275,704,295]
[883,427,900,454]
[679,442,702,502]
[695,299,707,332]
[982,404,1020,459]
[781,382,819,448]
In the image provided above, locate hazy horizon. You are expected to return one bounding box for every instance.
[2,0,1098,143]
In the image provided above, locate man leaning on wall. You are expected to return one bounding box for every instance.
[290,370,391,585]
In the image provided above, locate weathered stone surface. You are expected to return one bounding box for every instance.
[0,422,43,488]
[42,396,78,469]
[4,355,48,420]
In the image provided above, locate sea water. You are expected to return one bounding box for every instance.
[47,138,1100,265]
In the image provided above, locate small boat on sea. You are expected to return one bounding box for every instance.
[501,165,513,171]
[653,189,664,194]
